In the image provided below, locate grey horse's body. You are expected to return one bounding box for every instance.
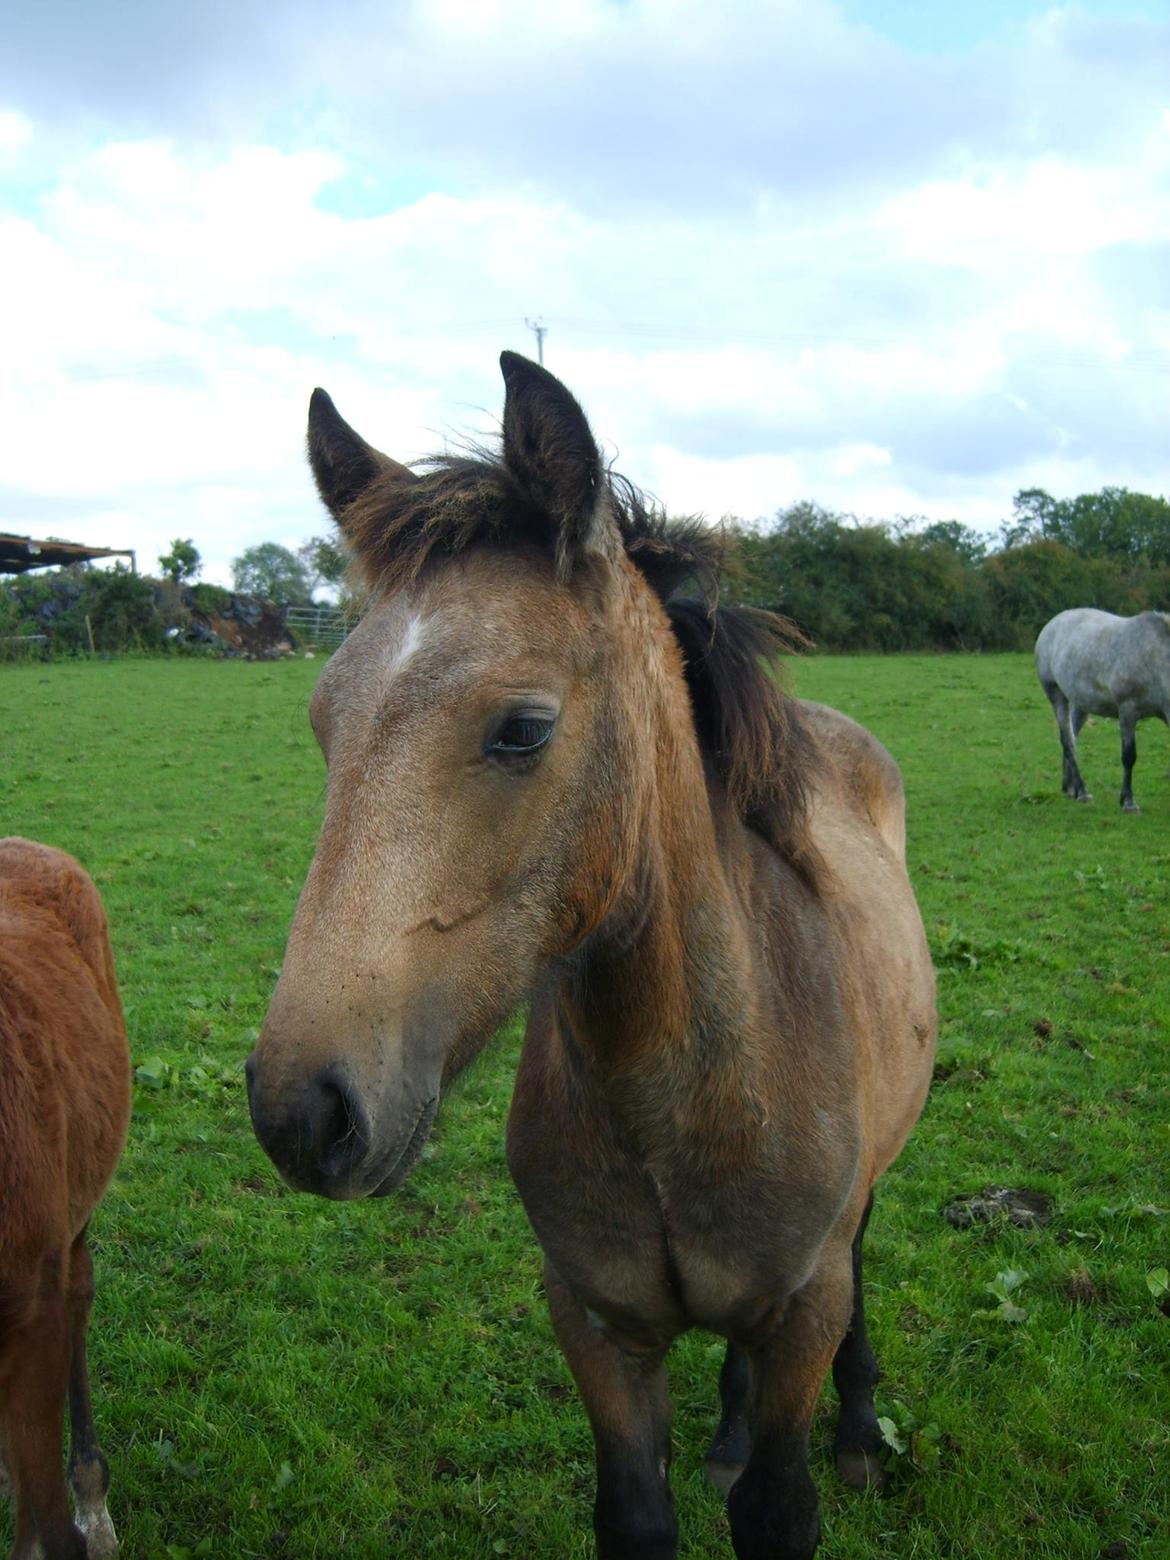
[1035,608,1170,811]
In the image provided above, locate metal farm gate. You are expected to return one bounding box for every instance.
[284,604,356,650]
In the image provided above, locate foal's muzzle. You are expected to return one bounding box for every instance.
[246,1051,439,1200]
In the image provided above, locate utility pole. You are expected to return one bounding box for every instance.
[524,317,547,365]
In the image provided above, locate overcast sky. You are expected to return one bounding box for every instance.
[2,0,1167,587]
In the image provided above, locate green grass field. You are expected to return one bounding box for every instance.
[1,652,1168,1560]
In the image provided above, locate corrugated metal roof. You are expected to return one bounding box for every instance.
[0,533,136,575]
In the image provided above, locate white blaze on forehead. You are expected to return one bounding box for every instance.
[387,611,428,676]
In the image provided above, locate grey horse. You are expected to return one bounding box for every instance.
[1035,608,1170,812]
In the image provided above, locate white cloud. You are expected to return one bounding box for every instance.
[832,444,892,477]
[1,1,1168,588]
[0,109,32,154]
[878,157,1166,267]
[648,446,804,523]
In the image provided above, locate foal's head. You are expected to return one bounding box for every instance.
[247,355,690,1196]
[246,353,805,1199]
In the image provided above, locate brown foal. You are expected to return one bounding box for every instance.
[247,353,936,1557]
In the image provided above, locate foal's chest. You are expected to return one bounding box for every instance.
[508,1100,843,1346]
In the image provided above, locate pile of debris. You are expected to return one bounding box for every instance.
[173,592,296,659]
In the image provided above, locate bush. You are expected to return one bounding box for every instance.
[188,583,233,614]
[86,567,165,651]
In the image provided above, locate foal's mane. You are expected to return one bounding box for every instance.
[611,482,814,860]
[343,455,813,859]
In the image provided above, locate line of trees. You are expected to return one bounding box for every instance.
[4,485,1168,659]
[154,536,349,604]
[727,487,1170,651]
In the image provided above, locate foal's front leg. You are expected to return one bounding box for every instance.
[726,1245,854,1560]
[544,1262,678,1559]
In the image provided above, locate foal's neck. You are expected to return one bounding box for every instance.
[563,685,757,1081]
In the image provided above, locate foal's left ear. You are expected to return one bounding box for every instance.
[500,352,615,571]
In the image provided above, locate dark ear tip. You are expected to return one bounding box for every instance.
[308,387,338,424]
[500,350,544,386]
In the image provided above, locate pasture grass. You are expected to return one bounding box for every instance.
[1,651,1168,1559]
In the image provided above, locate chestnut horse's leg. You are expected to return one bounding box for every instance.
[66,1231,119,1558]
[705,1342,752,1493]
[726,1246,854,1560]
[544,1263,678,1560]
[830,1194,886,1490]
[1,1282,87,1560]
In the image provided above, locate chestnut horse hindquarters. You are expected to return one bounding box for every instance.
[0,838,131,1560]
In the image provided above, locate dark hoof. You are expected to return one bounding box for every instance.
[836,1447,887,1491]
[728,1472,821,1560]
[705,1457,745,1495]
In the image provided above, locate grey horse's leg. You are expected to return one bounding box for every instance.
[1069,707,1094,799]
[1119,706,1140,812]
[1047,685,1091,800]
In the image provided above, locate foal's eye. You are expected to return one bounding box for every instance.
[488,713,556,762]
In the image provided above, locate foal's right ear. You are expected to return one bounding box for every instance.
[307,389,415,523]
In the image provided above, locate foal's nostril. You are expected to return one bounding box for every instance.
[311,1064,371,1181]
[248,1055,372,1190]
